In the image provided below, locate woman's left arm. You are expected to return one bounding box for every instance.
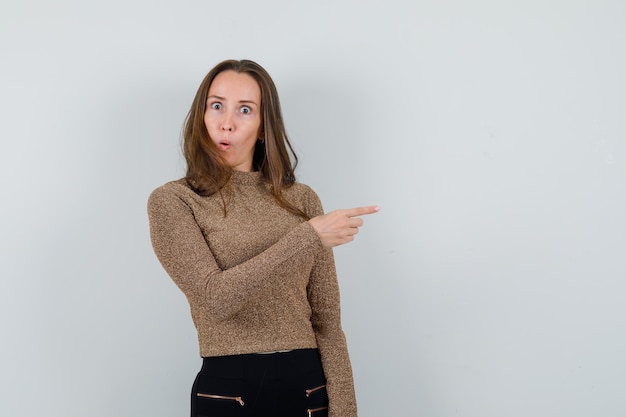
[305,191,358,417]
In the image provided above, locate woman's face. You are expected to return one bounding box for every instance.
[204,70,262,172]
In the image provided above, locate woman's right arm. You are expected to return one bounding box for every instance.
[147,184,322,322]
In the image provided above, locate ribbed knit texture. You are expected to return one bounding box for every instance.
[147,170,357,417]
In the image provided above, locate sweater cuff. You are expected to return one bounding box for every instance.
[299,220,323,250]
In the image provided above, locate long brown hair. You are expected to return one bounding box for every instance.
[182,59,307,218]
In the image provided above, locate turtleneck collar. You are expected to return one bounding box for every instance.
[230,170,264,186]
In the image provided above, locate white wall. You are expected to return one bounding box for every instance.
[2,1,625,416]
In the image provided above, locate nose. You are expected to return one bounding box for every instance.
[221,113,233,132]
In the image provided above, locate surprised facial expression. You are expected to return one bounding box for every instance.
[204,70,262,172]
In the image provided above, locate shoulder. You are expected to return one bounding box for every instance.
[286,181,317,196]
[284,182,325,217]
[147,178,197,211]
[150,178,192,194]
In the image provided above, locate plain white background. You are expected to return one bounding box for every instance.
[1,1,625,416]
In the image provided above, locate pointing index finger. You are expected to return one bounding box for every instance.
[344,205,380,218]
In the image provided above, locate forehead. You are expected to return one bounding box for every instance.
[208,70,261,100]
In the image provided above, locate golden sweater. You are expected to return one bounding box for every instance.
[147,170,357,417]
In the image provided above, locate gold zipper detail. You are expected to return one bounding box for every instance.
[307,406,329,417]
[196,393,245,406]
[305,384,326,397]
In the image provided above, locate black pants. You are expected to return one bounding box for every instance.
[191,348,329,417]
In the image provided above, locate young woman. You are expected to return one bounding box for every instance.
[148,59,378,417]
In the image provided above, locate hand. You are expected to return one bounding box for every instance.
[308,206,379,248]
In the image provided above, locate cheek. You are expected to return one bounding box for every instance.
[204,114,216,132]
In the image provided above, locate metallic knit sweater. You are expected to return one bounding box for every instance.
[147,170,357,417]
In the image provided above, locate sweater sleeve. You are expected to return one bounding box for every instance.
[147,183,323,322]
[304,191,358,417]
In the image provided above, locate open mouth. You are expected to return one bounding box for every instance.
[218,140,231,151]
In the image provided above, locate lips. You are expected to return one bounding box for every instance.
[218,139,231,151]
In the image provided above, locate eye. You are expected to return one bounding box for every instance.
[210,102,222,110]
[240,106,252,114]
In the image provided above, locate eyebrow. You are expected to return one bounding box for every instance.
[207,95,259,106]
